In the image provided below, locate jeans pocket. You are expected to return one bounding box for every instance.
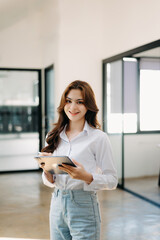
[71,192,92,208]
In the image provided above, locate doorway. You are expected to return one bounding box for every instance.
[0,68,41,171]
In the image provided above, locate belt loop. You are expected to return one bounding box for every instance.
[69,190,73,200]
[54,188,59,196]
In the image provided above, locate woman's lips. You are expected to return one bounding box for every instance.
[69,111,79,116]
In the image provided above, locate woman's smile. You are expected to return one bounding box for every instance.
[69,111,80,116]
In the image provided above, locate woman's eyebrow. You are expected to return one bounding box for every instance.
[66,97,84,101]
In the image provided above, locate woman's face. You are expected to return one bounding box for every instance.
[64,89,87,123]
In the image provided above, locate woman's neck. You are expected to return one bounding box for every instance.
[67,119,85,133]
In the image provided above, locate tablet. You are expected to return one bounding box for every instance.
[34,156,76,174]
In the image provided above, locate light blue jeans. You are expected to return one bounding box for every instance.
[49,188,101,240]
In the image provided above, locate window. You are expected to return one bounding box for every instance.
[123,58,138,133]
[140,58,160,131]
[0,70,39,133]
[140,69,160,131]
[106,58,138,134]
[105,56,160,133]
[106,60,123,133]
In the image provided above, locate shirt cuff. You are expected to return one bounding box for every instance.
[83,174,99,191]
[42,172,55,188]
[83,173,118,191]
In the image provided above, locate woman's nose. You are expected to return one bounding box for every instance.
[70,102,77,110]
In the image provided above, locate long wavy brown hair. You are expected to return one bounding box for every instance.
[41,80,101,153]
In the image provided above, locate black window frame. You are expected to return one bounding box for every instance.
[44,64,54,136]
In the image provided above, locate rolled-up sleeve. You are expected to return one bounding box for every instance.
[83,133,118,191]
[42,171,55,188]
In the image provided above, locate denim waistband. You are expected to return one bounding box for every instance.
[53,187,96,197]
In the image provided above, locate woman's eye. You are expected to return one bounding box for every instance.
[66,100,71,103]
[77,101,84,104]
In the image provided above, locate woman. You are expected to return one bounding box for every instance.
[40,80,118,240]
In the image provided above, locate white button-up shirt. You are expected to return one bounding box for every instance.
[42,121,118,191]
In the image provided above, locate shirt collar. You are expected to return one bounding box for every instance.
[60,125,68,142]
[60,120,90,141]
[83,120,90,135]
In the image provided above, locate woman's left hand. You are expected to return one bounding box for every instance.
[58,159,93,184]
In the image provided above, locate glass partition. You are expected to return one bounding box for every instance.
[103,60,123,186]
[103,40,160,207]
[0,69,41,171]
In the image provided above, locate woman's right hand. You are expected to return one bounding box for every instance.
[39,152,55,184]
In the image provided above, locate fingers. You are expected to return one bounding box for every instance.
[39,152,52,156]
[72,159,81,167]
[61,164,76,170]
[59,165,73,174]
[59,167,74,178]
[61,168,72,175]
[39,165,46,172]
[59,164,78,178]
[39,162,45,169]
[58,165,70,172]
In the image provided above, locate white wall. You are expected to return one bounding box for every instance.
[40,0,59,68]
[0,0,59,69]
[109,134,160,179]
[0,133,39,171]
[101,0,160,58]
[124,134,160,178]
[0,4,41,68]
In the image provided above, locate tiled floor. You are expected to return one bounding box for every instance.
[0,172,160,240]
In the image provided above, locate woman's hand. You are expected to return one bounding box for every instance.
[39,152,55,184]
[59,159,93,184]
